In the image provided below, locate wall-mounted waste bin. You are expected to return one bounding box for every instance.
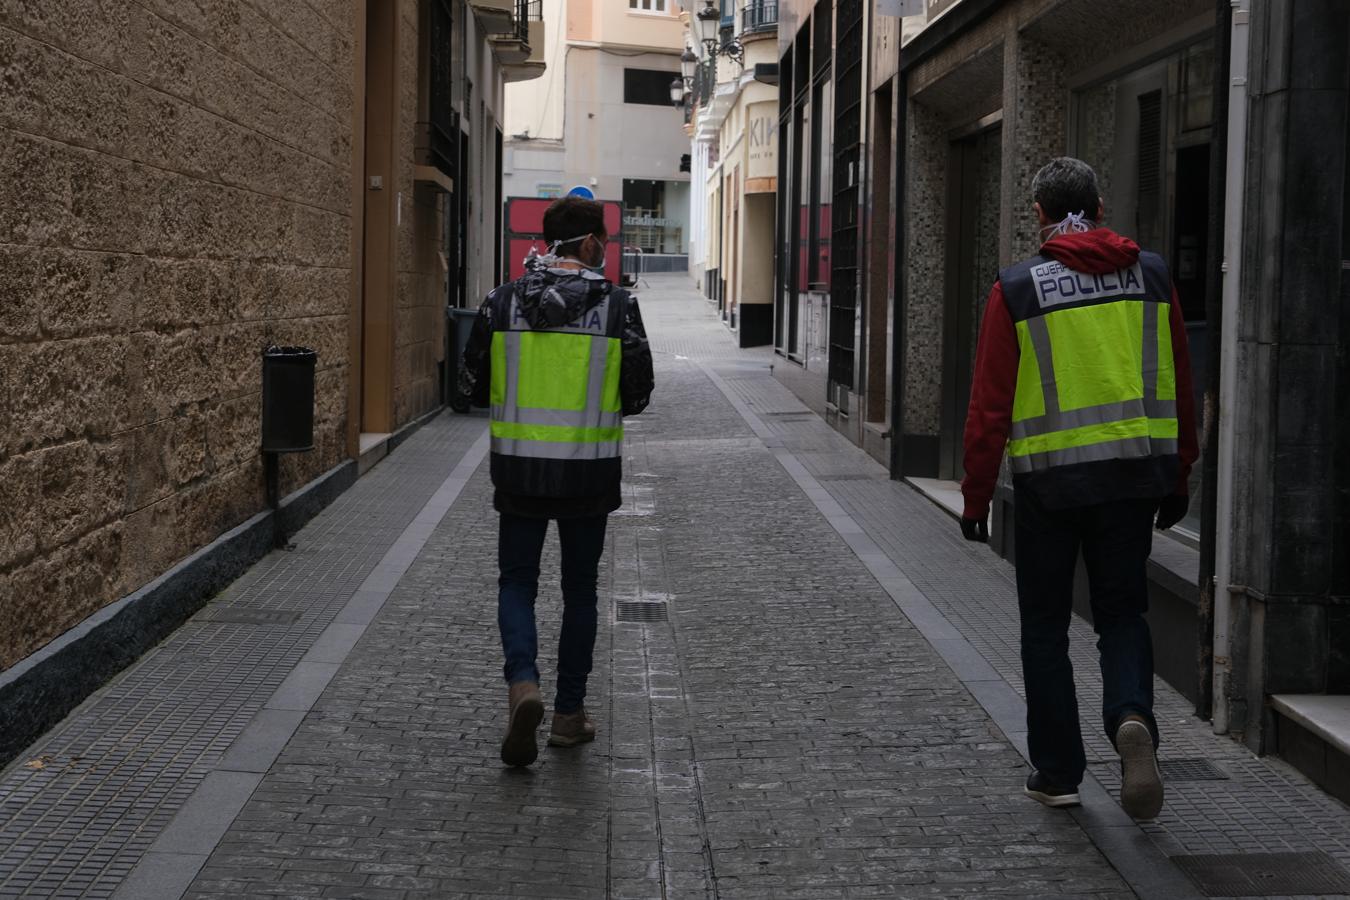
[445,307,479,399]
[261,346,316,453]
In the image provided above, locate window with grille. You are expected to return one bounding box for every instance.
[629,0,667,12]
[829,0,864,389]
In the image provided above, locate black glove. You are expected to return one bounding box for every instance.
[960,516,989,543]
[1156,494,1189,531]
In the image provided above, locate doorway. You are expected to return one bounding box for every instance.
[865,83,893,424]
[938,124,1002,480]
[360,0,398,437]
[1173,141,1210,530]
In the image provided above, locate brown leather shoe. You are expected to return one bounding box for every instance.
[547,707,596,747]
[500,681,544,767]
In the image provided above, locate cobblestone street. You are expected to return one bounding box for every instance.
[3,276,1350,899]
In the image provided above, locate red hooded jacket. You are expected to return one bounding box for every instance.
[960,228,1199,520]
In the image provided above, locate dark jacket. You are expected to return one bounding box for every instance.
[453,263,655,518]
[961,228,1198,519]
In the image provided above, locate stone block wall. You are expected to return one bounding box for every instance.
[969,127,1002,364]
[0,1,357,669]
[395,0,447,427]
[900,99,947,439]
[1001,32,1067,265]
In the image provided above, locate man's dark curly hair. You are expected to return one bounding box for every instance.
[543,196,607,245]
[1032,157,1101,223]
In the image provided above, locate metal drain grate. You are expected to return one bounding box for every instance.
[1173,851,1350,896]
[210,607,303,626]
[1158,758,1228,781]
[616,601,668,623]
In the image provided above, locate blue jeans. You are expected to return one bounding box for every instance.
[1014,490,1160,788]
[498,513,608,714]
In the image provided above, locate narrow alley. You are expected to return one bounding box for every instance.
[2,278,1349,900]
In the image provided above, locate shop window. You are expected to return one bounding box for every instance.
[624,68,678,105]
[795,95,811,294]
[622,179,688,254]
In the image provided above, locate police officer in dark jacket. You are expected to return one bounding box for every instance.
[453,196,654,767]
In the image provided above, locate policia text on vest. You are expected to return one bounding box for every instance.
[999,252,1179,481]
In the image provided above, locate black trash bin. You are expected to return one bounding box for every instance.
[445,307,479,398]
[261,346,316,453]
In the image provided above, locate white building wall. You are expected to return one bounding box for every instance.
[504,0,567,141]
[563,48,686,201]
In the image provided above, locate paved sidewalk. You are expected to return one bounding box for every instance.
[1,275,1348,899]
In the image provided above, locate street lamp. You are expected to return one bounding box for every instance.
[693,0,722,56]
[672,46,697,107]
[681,47,698,82]
[693,0,742,64]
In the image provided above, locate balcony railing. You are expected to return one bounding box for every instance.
[692,57,716,108]
[514,0,541,41]
[742,0,778,33]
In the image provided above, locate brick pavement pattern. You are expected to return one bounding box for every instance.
[0,415,484,900]
[182,284,1135,898]
[6,275,1350,899]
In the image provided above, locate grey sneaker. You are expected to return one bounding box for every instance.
[1116,716,1164,820]
[548,707,597,747]
[500,681,545,767]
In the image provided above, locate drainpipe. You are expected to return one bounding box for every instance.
[1212,0,1251,735]
[1197,0,1231,721]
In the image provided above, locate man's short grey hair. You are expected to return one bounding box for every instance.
[1032,157,1101,223]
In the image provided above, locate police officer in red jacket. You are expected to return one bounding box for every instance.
[961,158,1198,820]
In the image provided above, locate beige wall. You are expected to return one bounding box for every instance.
[567,0,684,50]
[395,0,448,426]
[0,0,508,671]
[0,1,356,668]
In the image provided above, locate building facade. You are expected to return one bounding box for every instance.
[769,0,885,417]
[504,0,691,273]
[0,0,540,748]
[685,0,780,345]
[765,0,1350,790]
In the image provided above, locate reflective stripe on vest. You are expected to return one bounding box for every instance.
[489,294,623,461]
[1008,294,1177,475]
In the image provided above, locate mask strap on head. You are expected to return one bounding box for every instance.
[548,232,600,255]
[1041,210,1096,240]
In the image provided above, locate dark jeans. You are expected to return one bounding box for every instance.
[498,512,609,714]
[1014,490,1160,788]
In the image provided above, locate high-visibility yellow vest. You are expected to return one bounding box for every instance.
[999,252,1179,476]
[489,290,624,462]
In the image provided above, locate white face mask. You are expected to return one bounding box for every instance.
[549,233,606,269]
[1040,210,1096,241]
